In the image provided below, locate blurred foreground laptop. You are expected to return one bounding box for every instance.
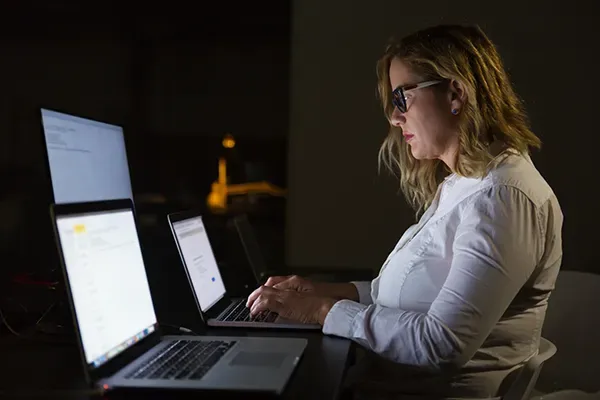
[50,199,306,395]
[167,210,321,330]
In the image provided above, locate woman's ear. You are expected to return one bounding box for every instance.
[449,80,467,113]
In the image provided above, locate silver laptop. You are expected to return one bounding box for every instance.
[167,210,321,330]
[50,199,306,395]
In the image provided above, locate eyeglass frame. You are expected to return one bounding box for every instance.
[391,80,443,113]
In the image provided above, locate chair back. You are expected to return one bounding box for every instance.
[502,337,557,400]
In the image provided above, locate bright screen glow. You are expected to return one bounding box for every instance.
[42,108,133,204]
[56,209,157,367]
[171,217,227,312]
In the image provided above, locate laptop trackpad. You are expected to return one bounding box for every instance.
[230,352,286,368]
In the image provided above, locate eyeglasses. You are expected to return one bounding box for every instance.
[391,80,443,113]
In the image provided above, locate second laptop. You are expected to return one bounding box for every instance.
[168,210,321,330]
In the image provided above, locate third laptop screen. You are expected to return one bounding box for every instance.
[171,216,227,312]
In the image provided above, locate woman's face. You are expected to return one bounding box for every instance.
[388,57,462,168]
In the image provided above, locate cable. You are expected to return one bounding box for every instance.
[1,273,62,339]
[12,273,59,288]
[160,323,200,335]
[34,302,56,326]
[0,300,61,338]
[0,305,72,344]
[0,306,28,338]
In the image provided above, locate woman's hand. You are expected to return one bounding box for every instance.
[264,275,360,302]
[264,275,318,293]
[246,285,337,325]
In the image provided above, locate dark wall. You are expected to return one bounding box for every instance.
[0,4,291,274]
[0,16,135,275]
[129,21,291,198]
[137,38,290,138]
[0,38,133,166]
[286,0,600,274]
[128,7,291,199]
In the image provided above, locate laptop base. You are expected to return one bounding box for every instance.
[100,335,306,395]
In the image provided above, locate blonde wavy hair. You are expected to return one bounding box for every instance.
[377,24,541,216]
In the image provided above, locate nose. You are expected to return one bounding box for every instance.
[390,107,406,127]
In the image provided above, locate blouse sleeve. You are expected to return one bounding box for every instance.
[322,186,545,371]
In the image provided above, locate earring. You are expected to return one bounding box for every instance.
[451,108,459,115]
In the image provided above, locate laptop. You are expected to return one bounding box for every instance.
[167,210,321,330]
[233,214,274,284]
[50,199,306,395]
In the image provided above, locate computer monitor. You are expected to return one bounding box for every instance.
[41,108,134,204]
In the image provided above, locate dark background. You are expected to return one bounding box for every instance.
[0,2,292,331]
[286,0,600,275]
[1,1,599,333]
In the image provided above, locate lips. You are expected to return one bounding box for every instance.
[403,131,414,141]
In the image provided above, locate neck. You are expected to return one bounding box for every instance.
[439,141,460,171]
[440,139,510,172]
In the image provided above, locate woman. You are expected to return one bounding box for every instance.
[247,24,563,399]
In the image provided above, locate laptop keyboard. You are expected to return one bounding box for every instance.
[126,339,236,380]
[220,299,278,323]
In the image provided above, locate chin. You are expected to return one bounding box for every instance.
[410,147,425,160]
[410,147,434,161]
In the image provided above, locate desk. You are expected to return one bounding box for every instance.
[0,329,352,400]
[0,227,355,398]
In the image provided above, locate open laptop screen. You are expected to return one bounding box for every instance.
[171,216,227,312]
[41,108,134,204]
[55,208,157,368]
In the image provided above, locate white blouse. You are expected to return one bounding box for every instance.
[322,152,563,397]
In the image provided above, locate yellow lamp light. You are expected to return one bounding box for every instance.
[222,134,235,149]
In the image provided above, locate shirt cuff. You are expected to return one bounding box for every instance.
[322,299,367,338]
[350,281,373,305]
